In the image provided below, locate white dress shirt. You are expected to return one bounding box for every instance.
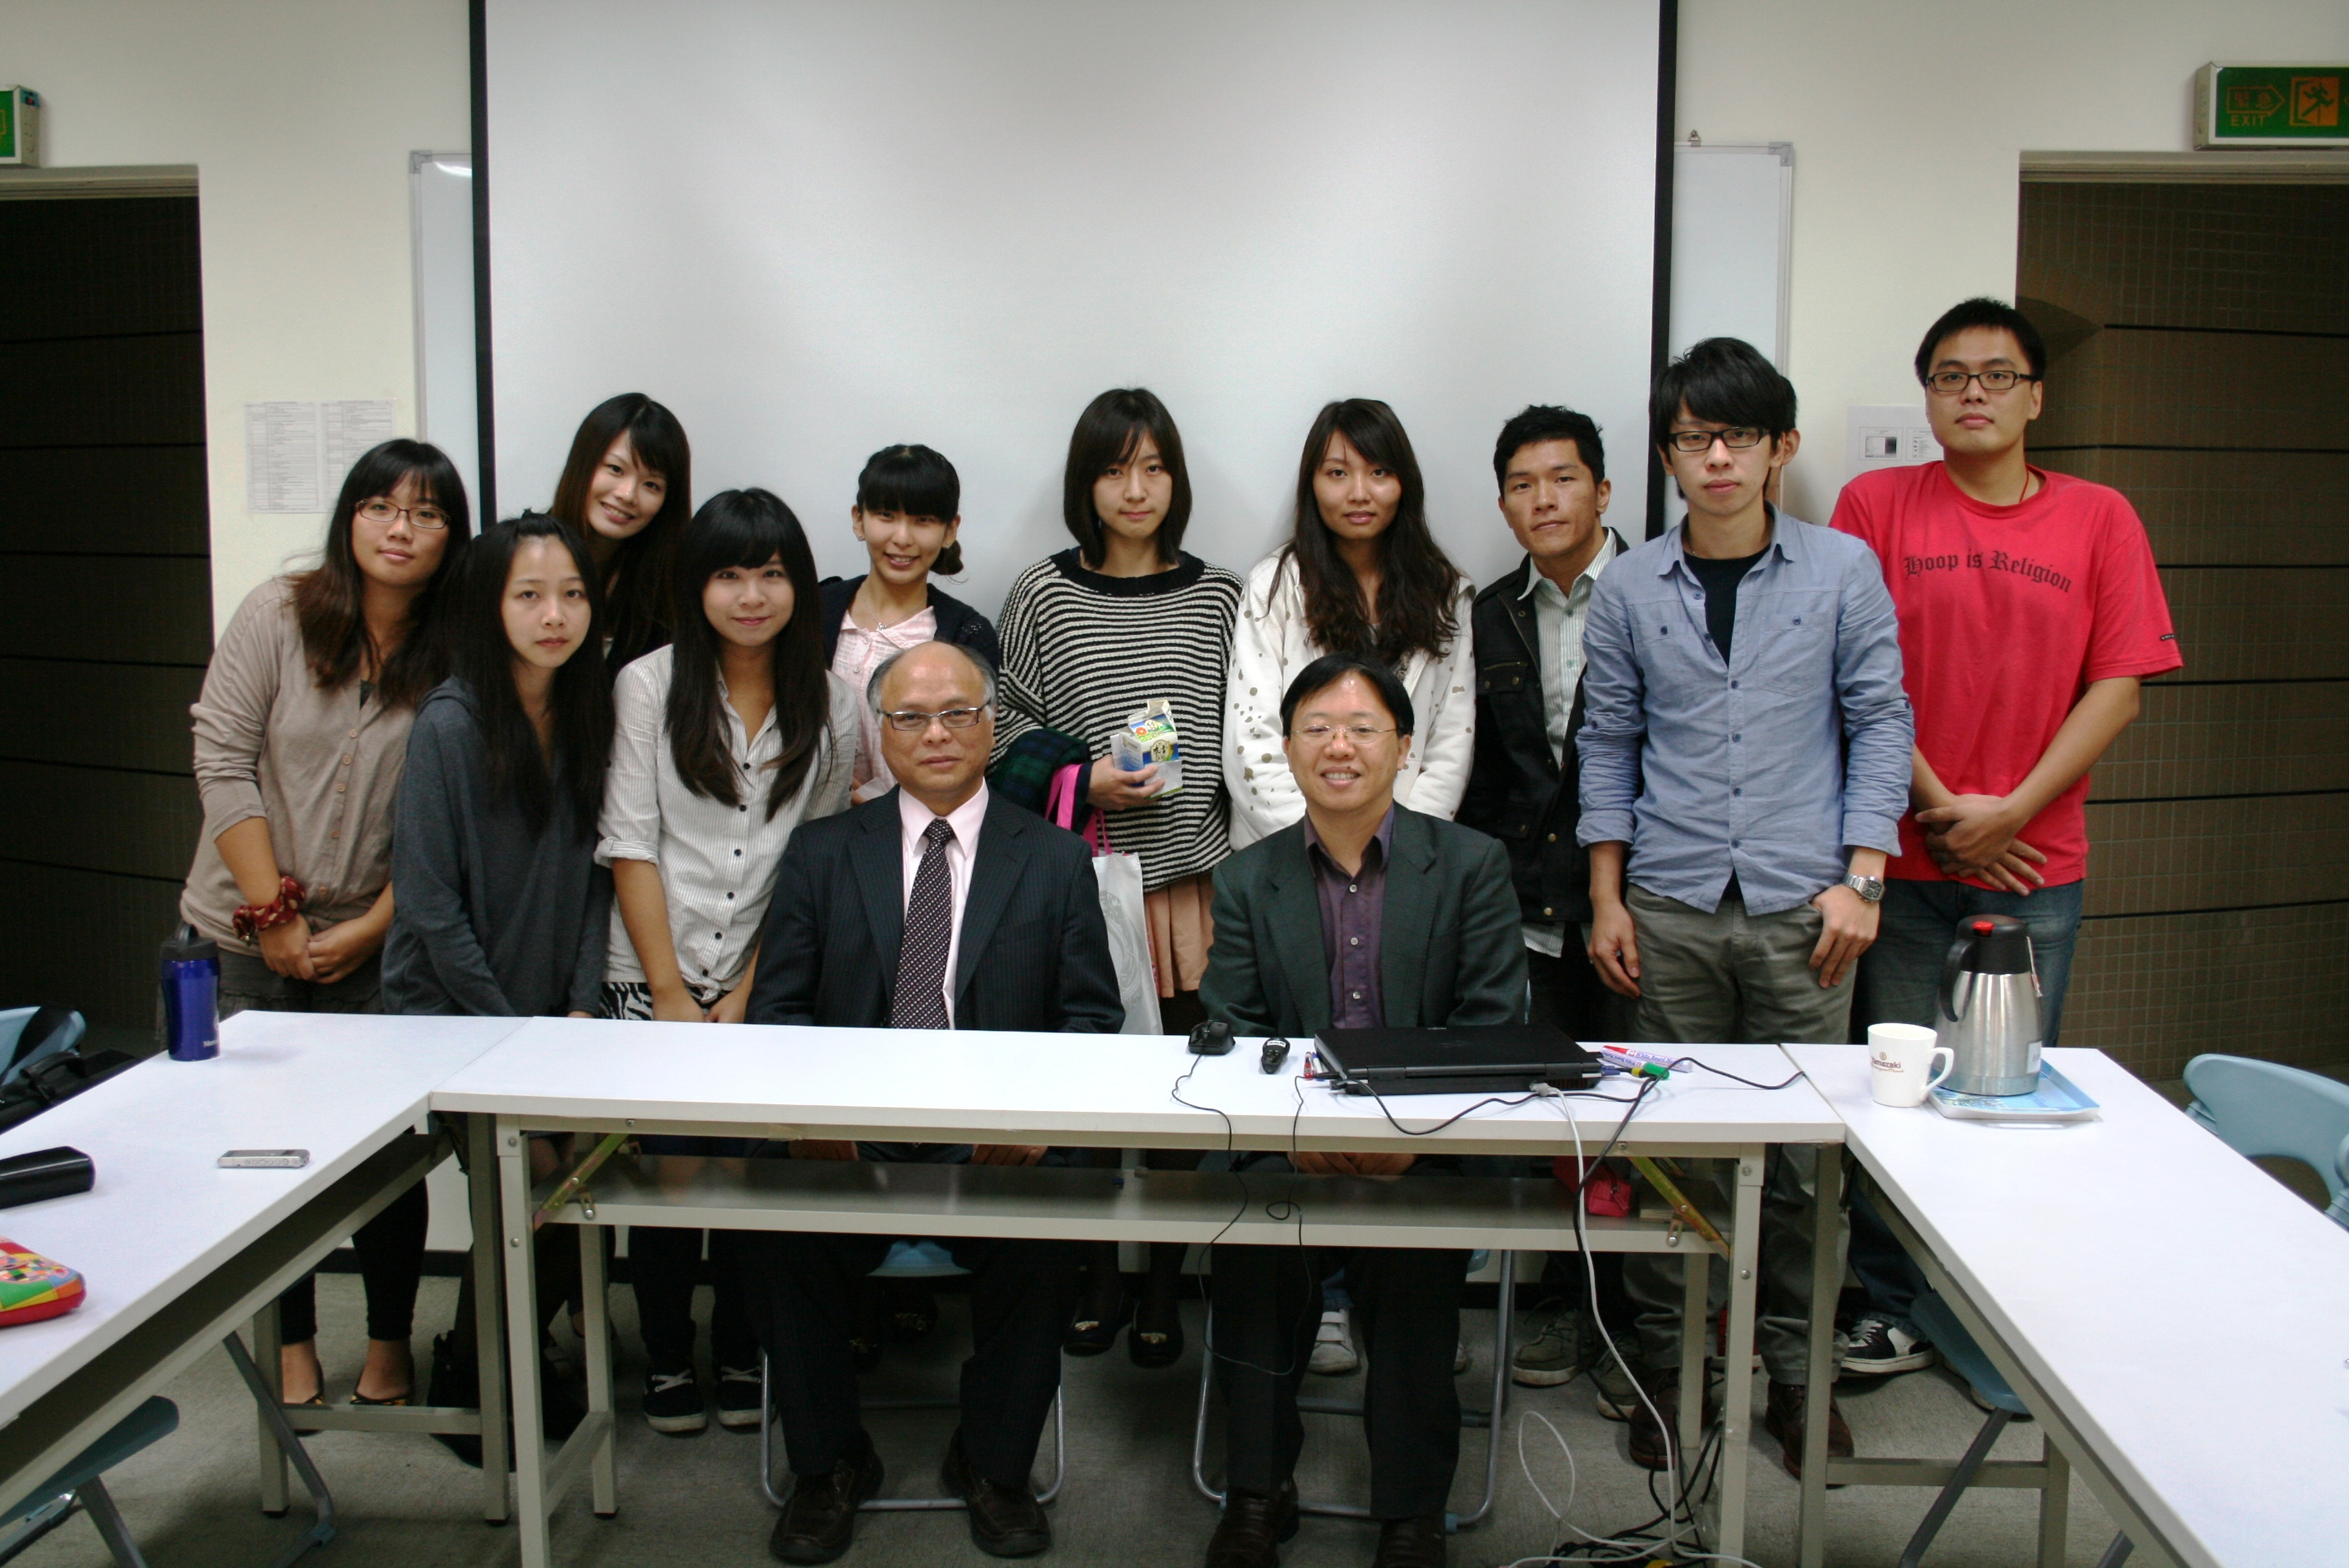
[596,646,859,992]
[898,781,990,1028]
[1518,531,1618,957]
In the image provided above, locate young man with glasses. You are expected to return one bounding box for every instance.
[1828,298,2180,1380]
[1577,338,1914,1478]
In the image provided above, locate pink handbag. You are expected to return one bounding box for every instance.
[1043,763,1113,853]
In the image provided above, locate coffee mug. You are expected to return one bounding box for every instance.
[1869,1023,1954,1108]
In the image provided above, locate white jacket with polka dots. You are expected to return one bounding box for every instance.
[1221,550,1478,851]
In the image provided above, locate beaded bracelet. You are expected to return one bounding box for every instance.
[232,875,308,940]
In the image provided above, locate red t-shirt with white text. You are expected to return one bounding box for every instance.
[1831,462,2181,886]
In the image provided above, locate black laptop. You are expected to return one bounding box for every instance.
[1312,1025,1603,1096]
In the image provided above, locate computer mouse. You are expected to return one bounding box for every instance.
[1187,1020,1235,1056]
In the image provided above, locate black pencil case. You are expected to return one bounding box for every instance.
[0,1147,94,1209]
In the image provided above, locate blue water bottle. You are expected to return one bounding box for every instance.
[158,924,219,1062]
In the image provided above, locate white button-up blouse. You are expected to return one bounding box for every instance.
[596,646,859,992]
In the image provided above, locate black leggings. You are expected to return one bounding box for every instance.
[278,1180,430,1344]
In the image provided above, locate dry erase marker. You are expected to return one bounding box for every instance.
[1595,1044,1685,1073]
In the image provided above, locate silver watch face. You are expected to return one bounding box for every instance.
[1845,875,1885,902]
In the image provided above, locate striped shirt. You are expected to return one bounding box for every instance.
[995,550,1243,891]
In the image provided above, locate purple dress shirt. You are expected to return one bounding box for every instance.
[1303,807,1396,1030]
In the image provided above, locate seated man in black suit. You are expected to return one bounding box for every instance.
[1199,653,1525,1568]
[740,640,1123,1564]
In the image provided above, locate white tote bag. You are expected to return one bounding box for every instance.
[1047,764,1163,1034]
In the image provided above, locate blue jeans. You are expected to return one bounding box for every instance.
[1847,877,2086,1329]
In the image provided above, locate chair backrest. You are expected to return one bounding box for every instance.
[0,1008,83,1091]
[2184,1053,2349,1224]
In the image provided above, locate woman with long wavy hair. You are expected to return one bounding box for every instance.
[1223,399,1476,848]
[179,438,471,1407]
[548,392,693,672]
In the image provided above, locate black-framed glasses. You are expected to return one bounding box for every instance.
[1924,369,2037,395]
[1290,722,1396,746]
[357,498,452,530]
[880,704,992,733]
[1665,425,1767,454]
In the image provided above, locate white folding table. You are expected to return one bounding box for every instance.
[430,1016,1849,1568]
[0,1010,529,1555]
[1788,1044,2349,1568]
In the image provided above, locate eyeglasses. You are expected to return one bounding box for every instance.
[1290,723,1396,746]
[880,704,992,733]
[1665,426,1766,455]
[1924,369,2037,395]
[356,499,452,530]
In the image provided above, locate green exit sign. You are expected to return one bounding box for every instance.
[2196,63,2349,147]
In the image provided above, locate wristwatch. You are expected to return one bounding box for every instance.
[1842,873,1886,903]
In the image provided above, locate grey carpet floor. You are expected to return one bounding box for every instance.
[18,1274,2129,1568]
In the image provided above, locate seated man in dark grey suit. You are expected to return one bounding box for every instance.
[1199,653,1525,1568]
[740,640,1123,1565]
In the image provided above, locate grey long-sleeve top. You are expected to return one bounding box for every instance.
[383,678,611,1017]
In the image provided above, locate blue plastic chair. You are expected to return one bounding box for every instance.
[0,1396,176,1568]
[0,1008,83,1092]
[2183,1054,2349,1230]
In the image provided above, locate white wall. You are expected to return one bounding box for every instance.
[11,0,2348,621]
[2,0,470,631]
[1676,0,2349,521]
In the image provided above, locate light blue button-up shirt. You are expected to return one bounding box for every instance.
[1574,510,1913,916]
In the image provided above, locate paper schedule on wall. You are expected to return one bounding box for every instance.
[244,400,395,513]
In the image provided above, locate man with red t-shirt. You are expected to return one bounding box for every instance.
[1829,297,2181,1380]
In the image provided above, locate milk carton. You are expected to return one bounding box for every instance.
[1110,699,1184,795]
[0,90,41,168]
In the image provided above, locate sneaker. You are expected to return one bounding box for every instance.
[1453,1338,1471,1375]
[1592,1342,1647,1422]
[1512,1301,1594,1388]
[1840,1314,1938,1378]
[1307,1308,1359,1375]
[641,1369,707,1435]
[714,1364,763,1431]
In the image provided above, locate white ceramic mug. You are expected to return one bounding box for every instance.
[1869,1023,1954,1108]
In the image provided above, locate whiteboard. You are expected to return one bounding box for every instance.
[1660,141,1793,529]
[409,151,482,519]
[476,0,1666,611]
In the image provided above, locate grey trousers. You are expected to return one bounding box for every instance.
[1618,885,1851,1385]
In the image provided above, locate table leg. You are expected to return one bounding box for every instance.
[579,1224,616,1518]
[465,1113,511,1520]
[1714,1148,1765,1565]
[1677,1231,1707,1468]
[1798,1145,1843,1568]
[251,1301,288,1517]
[2038,1435,2070,1567]
[499,1121,551,1568]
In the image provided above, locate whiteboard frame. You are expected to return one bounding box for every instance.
[409,149,483,517]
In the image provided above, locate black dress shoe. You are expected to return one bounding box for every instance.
[942,1430,1051,1557]
[1371,1513,1449,1568]
[1129,1290,1186,1369]
[771,1441,884,1565]
[1204,1480,1299,1568]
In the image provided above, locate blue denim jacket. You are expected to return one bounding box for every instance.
[1575,512,1912,915]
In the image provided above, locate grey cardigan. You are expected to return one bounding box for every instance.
[383,678,611,1017]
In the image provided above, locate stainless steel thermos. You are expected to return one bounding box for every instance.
[1934,913,2044,1096]
[158,924,219,1062]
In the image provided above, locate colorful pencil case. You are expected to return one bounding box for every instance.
[0,1239,85,1326]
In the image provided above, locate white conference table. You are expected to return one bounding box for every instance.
[1788,1044,2349,1568]
[0,1010,528,1540]
[431,1017,1847,1568]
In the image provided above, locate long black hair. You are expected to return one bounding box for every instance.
[1060,388,1193,568]
[450,515,612,837]
[666,489,828,818]
[1285,399,1462,665]
[549,394,692,670]
[289,439,473,706]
